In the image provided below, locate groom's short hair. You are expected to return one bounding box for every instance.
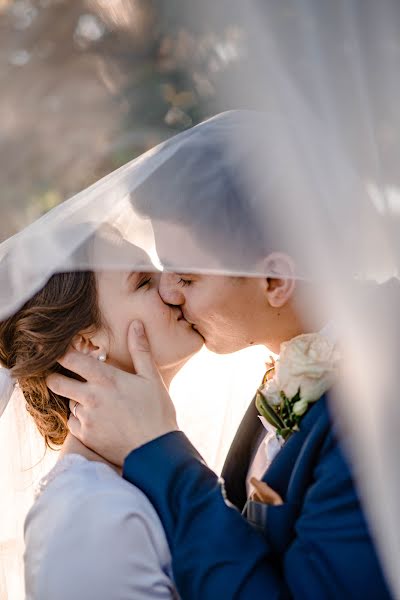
[131,112,293,270]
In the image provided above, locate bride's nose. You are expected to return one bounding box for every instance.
[159,273,185,305]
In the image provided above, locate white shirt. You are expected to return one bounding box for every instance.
[246,418,283,496]
[24,454,179,600]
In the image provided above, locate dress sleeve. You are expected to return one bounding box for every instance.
[35,488,176,600]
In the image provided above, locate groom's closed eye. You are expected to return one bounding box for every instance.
[177,277,192,287]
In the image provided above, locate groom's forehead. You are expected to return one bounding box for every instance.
[153,220,221,272]
[151,209,268,276]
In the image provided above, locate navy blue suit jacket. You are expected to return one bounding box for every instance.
[123,394,392,599]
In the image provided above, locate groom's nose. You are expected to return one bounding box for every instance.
[159,272,185,306]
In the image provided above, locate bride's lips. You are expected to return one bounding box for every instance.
[176,311,204,338]
[176,311,193,327]
[175,308,191,324]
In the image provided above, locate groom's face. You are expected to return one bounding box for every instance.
[153,220,265,353]
[158,272,270,354]
[154,220,298,353]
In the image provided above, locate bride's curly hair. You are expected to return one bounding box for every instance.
[0,271,101,448]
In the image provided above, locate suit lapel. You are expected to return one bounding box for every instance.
[263,395,329,498]
[221,394,264,510]
[244,396,331,554]
[221,388,330,513]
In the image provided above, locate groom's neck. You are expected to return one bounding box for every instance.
[272,283,328,347]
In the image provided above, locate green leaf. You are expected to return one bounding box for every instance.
[277,427,293,440]
[255,391,286,430]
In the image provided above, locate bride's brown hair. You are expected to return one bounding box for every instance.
[0,271,101,448]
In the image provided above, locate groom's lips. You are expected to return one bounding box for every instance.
[176,311,195,327]
[185,319,204,337]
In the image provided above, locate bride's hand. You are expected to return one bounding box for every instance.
[46,320,179,467]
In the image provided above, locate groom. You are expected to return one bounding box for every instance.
[48,277,393,600]
[47,113,392,598]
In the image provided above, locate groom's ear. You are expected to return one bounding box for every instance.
[263,253,296,308]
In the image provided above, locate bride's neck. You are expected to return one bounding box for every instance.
[59,433,121,475]
[160,363,186,387]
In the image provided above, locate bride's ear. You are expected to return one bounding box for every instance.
[71,331,108,361]
[262,252,296,308]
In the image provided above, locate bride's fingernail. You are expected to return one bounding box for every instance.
[133,320,144,336]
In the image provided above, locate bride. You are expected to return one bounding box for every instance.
[0,228,202,599]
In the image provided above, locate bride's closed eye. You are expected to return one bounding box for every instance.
[136,274,153,289]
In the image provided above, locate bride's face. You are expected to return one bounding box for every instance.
[87,269,203,375]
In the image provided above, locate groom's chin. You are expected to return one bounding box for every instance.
[204,338,244,355]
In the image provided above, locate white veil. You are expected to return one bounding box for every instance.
[0,386,57,600]
[1,0,400,597]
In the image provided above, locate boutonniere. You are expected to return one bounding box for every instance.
[256,333,340,440]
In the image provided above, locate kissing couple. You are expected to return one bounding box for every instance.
[0,111,393,599]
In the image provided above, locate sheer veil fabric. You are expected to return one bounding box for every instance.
[1,1,400,598]
[0,387,57,599]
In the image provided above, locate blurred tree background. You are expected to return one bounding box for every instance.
[3,0,398,243]
[0,0,249,240]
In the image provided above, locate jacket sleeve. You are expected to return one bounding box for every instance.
[123,432,287,600]
[123,430,392,600]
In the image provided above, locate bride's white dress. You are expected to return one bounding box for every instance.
[24,454,178,600]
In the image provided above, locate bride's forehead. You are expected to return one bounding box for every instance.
[95,269,136,293]
[89,232,153,270]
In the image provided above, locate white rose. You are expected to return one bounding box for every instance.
[292,398,309,416]
[275,333,340,403]
[260,377,282,407]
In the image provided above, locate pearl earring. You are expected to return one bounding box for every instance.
[98,353,107,362]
